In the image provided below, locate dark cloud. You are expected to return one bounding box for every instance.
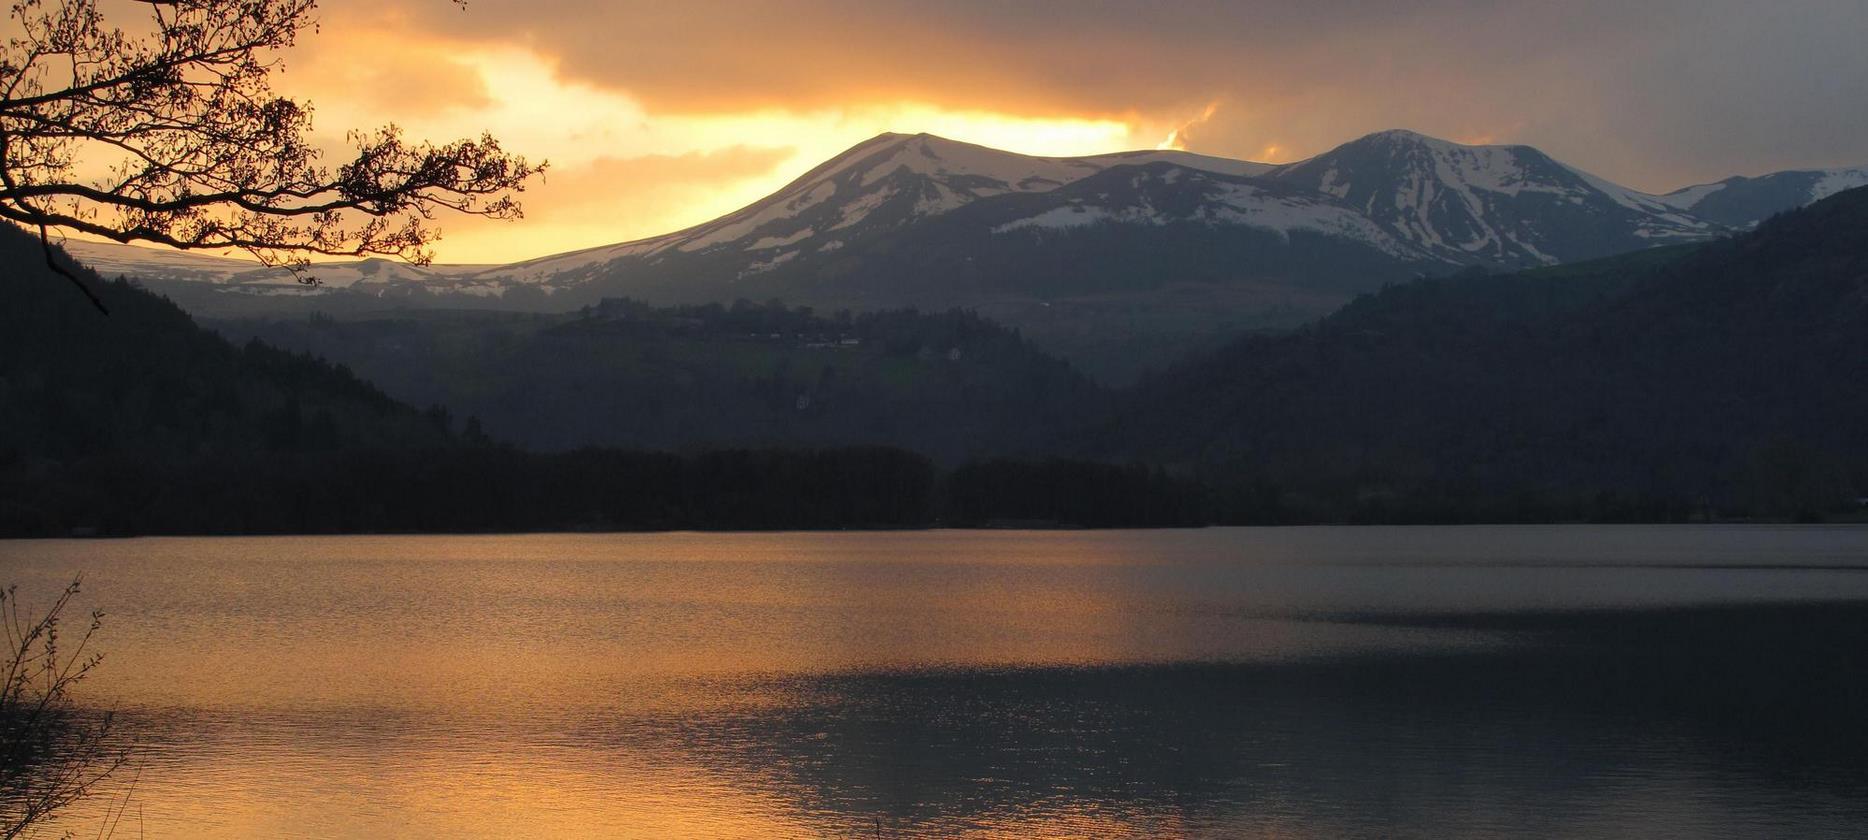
[324,0,1868,189]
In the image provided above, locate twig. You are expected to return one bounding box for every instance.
[36,223,108,315]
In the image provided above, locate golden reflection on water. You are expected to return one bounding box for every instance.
[5,528,1868,839]
[11,532,1496,712]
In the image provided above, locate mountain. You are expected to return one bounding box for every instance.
[1263,129,1713,265]
[1658,167,1868,227]
[68,129,1729,299]
[492,132,1275,284]
[62,129,1860,380]
[67,133,1270,296]
[1084,186,1868,522]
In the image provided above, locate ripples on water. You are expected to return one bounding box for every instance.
[2,526,1866,838]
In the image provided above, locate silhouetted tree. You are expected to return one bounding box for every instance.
[0,0,544,311]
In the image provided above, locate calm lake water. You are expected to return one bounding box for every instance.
[3,526,1867,838]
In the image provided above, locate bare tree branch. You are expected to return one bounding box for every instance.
[37,221,104,312]
[0,0,546,311]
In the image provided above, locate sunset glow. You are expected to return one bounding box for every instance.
[10,2,1868,839]
[84,0,1868,264]
[280,38,1159,263]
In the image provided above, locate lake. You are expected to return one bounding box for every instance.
[3,526,1866,838]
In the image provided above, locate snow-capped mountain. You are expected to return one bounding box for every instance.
[490,132,1275,285]
[543,133,1119,275]
[69,128,1796,303]
[66,132,1276,293]
[1264,130,1715,265]
[55,129,1863,379]
[1657,167,1868,228]
[494,130,1723,293]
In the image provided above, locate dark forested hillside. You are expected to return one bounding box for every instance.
[209,299,1102,462]
[1091,188,1868,522]
[0,229,452,460]
[0,228,456,533]
[0,228,1150,534]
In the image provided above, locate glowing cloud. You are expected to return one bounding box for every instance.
[274,42,1156,262]
[1157,102,1221,151]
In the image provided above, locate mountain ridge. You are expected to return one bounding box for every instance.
[57,128,1867,381]
[71,127,1791,290]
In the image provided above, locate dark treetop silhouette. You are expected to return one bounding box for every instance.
[0,0,541,310]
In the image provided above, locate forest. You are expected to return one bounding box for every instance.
[7,188,1868,534]
[207,296,1103,461]
[1090,188,1868,522]
[0,230,1183,534]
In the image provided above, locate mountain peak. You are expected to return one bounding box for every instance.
[862,131,981,156]
[1270,128,1711,265]
[1365,127,1434,141]
[1351,128,1459,147]
[1340,129,1548,157]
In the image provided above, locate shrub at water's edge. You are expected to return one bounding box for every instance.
[0,576,129,837]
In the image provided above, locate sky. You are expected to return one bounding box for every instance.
[206,0,1868,262]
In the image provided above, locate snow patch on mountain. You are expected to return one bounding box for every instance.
[748,228,814,251]
[741,249,800,276]
[1556,163,1712,233]
[992,167,1418,259]
[992,205,1128,232]
[61,240,499,289]
[1084,149,1275,178]
[62,240,255,282]
[1654,182,1727,210]
[855,135,1100,189]
[1813,168,1868,200]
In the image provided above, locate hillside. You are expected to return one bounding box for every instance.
[0,227,952,534]
[1088,188,1868,521]
[0,225,463,532]
[0,229,454,460]
[207,298,1102,463]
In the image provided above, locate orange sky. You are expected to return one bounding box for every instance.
[150,0,1868,263]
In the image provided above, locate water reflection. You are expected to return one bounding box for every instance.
[646,603,1868,837]
[1,527,1865,838]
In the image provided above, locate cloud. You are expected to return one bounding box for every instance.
[242,0,1868,262]
[288,34,494,117]
[1157,102,1219,152]
[529,146,797,213]
[414,145,796,262]
[303,0,1868,192]
[329,0,1659,117]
